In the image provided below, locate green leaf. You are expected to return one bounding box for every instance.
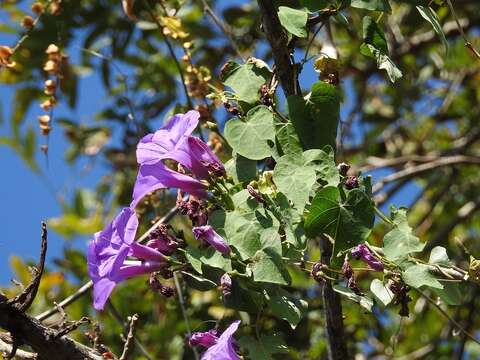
[224,278,266,313]
[333,285,373,312]
[383,207,424,263]
[239,334,289,360]
[268,288,308,328]
[221,61,271,104]
[248,248,291,285]
[213,191,281,260]
[185,246,232,274]
[275,192,306,248]
[225,152,258,183]
[274,116,303,157]
[277,6,309,38]
[428,246,451,266]
[182,271,217,291]
[370,279,394,306]
[360,16,402,82]
[416,6,448,53]
[224,105,275,160]
[287,81,340,150]
[351,0,391,13]
[273,154,316,213]
[402,264,443,290]
[303,147,340,186]
[304,186,375,264]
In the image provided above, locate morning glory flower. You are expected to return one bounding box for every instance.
[87,207,167,310]
[136,110,200,166]
[192,225,231,255]
[189,329,219,348]
[200,320,241,360]
[351,244,384,271]
[131,162,206,208]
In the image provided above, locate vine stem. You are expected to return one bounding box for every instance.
[374,206,393,225]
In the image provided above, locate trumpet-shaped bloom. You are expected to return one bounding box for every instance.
[189,329,219,348]
[192,225,231,255]
[200,321,241,360]
[136,110,199,165]
[87,208,167,310]
[131,162,206,208]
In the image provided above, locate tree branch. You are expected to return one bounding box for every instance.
[257,0,300,97]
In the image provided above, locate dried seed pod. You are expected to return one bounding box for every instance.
[21,16,35,30]
[31,2,45,14]
[37,115,51,135]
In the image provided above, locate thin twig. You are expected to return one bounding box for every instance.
[173,272,199,360]
[106,301,153,360]
[198,0,244,61]
[143,0,193,109]
[445,0,480,59]
[416,288,480,345]
[119,314,139,360]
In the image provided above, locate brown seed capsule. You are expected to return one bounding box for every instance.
[38,115,51,135]
[31,2,44,14]
[43,60,58,74]
[40,97,57,111]
[49,0,62,16]
[44,79,56,95]
[21,16,35,30]
[45,44,60,55]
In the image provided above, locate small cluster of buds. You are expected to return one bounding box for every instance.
[311,262,325,284]
[147,224,181,256]
[350,244,384,271]
[220,273,232,298]
[344,176,359,190]
[260,84,273,107]
[201,160,226,178]
[388,277,411,317]
[161,16,189,40]
[149,273,175,298]
[342,256,363,296]
[177,193,208,226]
[0,46,15,69]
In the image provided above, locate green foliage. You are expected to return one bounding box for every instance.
[360,16,402,82]
[224,106,275,160]
[350,0,391,13]
[221,60,272,104]
[239,334,289,360]
[277,6,309,38]
[287,81,340,150]
[416,6,448,53]
[401,264,443,290]
[383,207,424,263]
[305,186,375,264]
[370,279,394,306]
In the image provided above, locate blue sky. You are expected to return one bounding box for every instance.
[0,2,419,285]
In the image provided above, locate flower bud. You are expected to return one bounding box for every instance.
[37,115,51,135]
[160,285,175,298]
[351,244,384,271]
[40,97,57,111]
[337,162,350,176]
[220,273,232,298]
[44,79,56,95]
[247,185,267,206]
[345,176,359,190]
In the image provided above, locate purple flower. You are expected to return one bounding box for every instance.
[131,162,206,208]
[189,329,219,348]
[136,110,200,166]
[351,244,384,271]
[176,136,226,180]
[201,321,241,360]
[87,208,167,310]
[192,225,231,255]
